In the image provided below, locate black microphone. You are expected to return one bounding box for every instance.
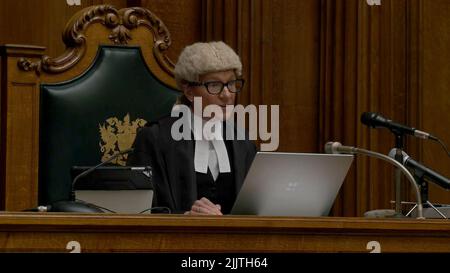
[47,148,135,213]
[361,112,436,140]
[69,147,134,201]
[388,149,450,190]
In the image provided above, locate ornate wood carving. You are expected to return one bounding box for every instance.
[17,5,174,75]
[119,7,175,75]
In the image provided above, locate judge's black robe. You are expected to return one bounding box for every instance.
[127,116,257,213]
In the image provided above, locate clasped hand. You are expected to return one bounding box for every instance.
[184,197,222,215]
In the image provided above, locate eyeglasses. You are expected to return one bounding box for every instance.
[188,79,245,95]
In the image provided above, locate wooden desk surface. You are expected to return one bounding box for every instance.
[0,212,449,252]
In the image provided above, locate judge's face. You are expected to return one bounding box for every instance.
[184,70,237,120]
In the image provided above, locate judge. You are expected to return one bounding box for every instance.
[128,41,256,215]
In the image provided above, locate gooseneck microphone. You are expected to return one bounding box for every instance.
[324,142,358,154]
[70,147,134,201]
[46,148,135,213]
[361,112,436,140]
[388,149,450,190]
[325,142,424,219]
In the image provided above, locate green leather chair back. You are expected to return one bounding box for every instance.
[39,45,179,204]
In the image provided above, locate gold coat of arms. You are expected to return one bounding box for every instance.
[99,113,147,165]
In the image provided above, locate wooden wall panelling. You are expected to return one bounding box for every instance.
[202,0,267,147]
[202,0,243,96]
[389,0,450,209]
[354,0,410,216]
[384,0,413,213]
[0,0,128,59]
[0,46,45,210]
[271,0,321,152]
[141,0,203,62]
[0,49,4,209]
[405,0,423,205]
[203,0,321,152]
[355,0,373,216]
[126,0,142,6]
[349,0,450,216]
[418,0,450,205]
[320,0,359,216]
[356,0,385,216]
[319,0,418,216]
[104,0,128,8]
[357,0,409,215]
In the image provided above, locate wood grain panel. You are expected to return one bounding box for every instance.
[1,213,450,253]
[320,0,360,216]
[271,0,320,152]
[141,0,203,62]
[420,0,450,204]
[0,0,128,59]
[203,0,320,152]
[0,52,4,209]
[319,0,429,216]
[202,0,268,150]
[5,83,39,210]
[0,46,45,210]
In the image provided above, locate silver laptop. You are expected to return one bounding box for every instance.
[230,152,353,216]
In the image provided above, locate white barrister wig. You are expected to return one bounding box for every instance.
[174,41,242,89]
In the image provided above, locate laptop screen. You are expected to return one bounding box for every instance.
[230,152,353,216]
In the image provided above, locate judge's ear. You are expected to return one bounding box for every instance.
[181,82,194,102]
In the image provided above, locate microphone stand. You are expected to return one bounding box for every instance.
[329,143,425,219]
[356,147,424,219]
[393,132,405,217]
[405,171,447,219]
[388,148,450,219]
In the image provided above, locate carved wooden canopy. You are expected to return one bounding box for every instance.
[18,5,174,77]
